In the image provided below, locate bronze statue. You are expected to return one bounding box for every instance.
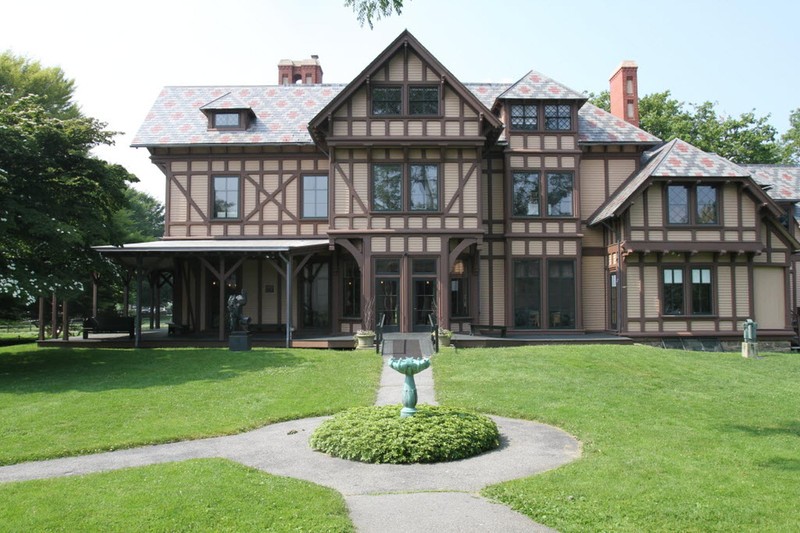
[227,290,251,332]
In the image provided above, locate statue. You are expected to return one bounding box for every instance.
[227,290,251,332]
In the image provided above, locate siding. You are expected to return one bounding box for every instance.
[582,256,605,330]
[754,267,785,328]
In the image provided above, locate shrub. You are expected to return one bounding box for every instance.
[310,404,500,464]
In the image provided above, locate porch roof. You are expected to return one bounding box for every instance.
[95,238,329,255]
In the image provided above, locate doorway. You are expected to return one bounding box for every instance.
[411,258,437,332]
[375,258,400,332]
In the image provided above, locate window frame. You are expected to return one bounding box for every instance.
[545,171,574,217]
[665,183,720,226]
[211,175,241,220]
[661,266,714,316]
[208,111,248,131]
[544,103,572,131]
[301,174,329,219]
[371,163,403,212]
[510,103,539,131]
[512,171,541,217]
[371,163,440,213]
[371,85,402,116]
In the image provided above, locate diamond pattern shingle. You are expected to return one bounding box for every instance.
[132,85,345,146]
[578,103,660,145]
[498,70,586,100]
[742,165,800,201]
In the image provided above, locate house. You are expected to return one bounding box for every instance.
[102,30,799,347]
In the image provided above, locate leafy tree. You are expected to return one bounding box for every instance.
[589,89,782,164]
[0,92,133,306]
[114,188,165,243]
[0,51,79,118]
[781,108,800,164]
[344,0,407,28]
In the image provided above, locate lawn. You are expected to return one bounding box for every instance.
[434,345,800,532]
[0,458,353,532]
[0,344,382,464]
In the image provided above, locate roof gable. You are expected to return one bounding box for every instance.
[308,30,503,138]
[497,70,587,101]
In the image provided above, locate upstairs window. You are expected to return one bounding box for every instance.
[667,184,719,225]
[372,86,402,116]
[213,112,241,128]
[544,104,571,130]
[372,164,403,211]
[302,175,328,219]
[409,86,439,115]
[512,172,540,216]
[546,172,573,216]
[510,104,538,130]
[212,176,239,219]
[409,164,438,211]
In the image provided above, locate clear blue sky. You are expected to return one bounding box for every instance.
[3,0,798,202]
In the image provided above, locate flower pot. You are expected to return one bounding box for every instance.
[354,333,375,349]
[439,335,451,347]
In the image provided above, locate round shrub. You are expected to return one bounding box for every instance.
[310,404,500,464]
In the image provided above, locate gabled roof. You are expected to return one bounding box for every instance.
[590,139,768,225]
[496,69,587,101]
[132,84,345,147]
[743,165,800,202]
[308,30,503,139]
[577,103,660,145]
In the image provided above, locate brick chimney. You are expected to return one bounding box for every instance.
[609,61,639,127]
[278,55,323,85]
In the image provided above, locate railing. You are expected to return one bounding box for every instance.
[429,313,439,353]
[375,313,386,355]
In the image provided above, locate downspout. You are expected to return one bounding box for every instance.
[136,254,143,348]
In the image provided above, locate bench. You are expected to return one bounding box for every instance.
[167,322,191,336]
[468,323,507,337]
[82,317,135,339]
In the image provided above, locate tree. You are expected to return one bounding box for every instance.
[589,90,782,164]
[0,92,134,306]
[0,51,79,118]
[344,0,407,29]
[113,188,165,243]
[781,108,800,164]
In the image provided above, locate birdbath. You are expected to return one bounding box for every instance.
[389,357,431,417]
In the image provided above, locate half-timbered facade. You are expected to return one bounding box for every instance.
[113,30,798,345]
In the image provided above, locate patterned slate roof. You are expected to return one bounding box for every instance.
[497,70,587,100]
[742,165,800,201]
[132,84,345,147]
[199,92,251,111]
[589,139,750,225]
[577,103,660,144]
[463,83,510,111]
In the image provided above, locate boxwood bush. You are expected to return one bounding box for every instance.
[310,404,500,464]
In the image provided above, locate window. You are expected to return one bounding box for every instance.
[663,267,713,316]
[450,259,469,318]
[546,172,573,216]
[409,86,439,115]
[667,184,719,225]
[609,272,618,329]
[544,104,571,130]
[548,260,575,328]
[410,164,438,211]
[213,112,241,128]
[372,164,402,211]
[510,104,538,130]
[514,260,541,328]
[302,175,328,218]
[212,176,239,219]
[372,86,402,116]
[512,172,540,216]
[342,256,361,318]
[372,163,440,212]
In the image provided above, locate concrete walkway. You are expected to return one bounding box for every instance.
[0,336,581,532]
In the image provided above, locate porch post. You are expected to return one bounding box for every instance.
[38,296,45,341]
[281,252,292,348]
[51,293,57,339]
[135,254,143,348]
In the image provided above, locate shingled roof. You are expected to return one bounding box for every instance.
[577,103,660,145]
[496,70,587,101]
[132,84,345,147]
[589,139,752,225]
[743,165,800,202]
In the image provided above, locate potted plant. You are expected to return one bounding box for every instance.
[438,327,453,347]
[354,296,376,349]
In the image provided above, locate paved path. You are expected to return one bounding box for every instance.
[0,336,581,532]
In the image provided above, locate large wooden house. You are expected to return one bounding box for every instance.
[106,30,799,346]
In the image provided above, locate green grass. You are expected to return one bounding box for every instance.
[0,344,382,465]
[0,458,353,532]
[434,345,800,533]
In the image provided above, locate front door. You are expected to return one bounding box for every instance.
[411,258,437,332]
[375,258,401,333]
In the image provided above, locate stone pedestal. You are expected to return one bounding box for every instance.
[229,331,252,351]
[741,341,758,358]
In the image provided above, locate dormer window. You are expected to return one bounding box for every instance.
[544,104,571,130]
[372,86,402,116]
[213,112,241,128]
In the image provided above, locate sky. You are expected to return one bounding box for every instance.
[3,0,798,203]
